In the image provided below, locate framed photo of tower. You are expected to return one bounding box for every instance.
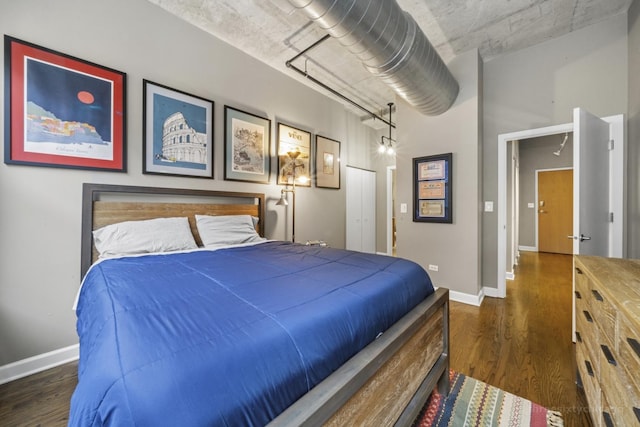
[143,80,214,178]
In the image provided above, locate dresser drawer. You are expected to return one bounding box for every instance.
[599,341,640,426]
[577,340,602,425]
[587,285,617,345]
[618,317,640,394]
[576,302,601,379]
[600,393,614,427]
[575,267,590,302]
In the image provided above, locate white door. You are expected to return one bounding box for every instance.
[346,167,362,251]
[572,108,610,256]
[346,167,376,253]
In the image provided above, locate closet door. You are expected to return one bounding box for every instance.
[346,166,376,253]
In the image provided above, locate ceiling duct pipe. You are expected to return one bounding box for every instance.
[287,0,459,116]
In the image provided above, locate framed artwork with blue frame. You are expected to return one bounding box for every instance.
[143,80,214,178]
[413,152,453,223]
[4,35,126,171]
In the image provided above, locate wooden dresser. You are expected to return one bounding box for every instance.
[574,255,640,426]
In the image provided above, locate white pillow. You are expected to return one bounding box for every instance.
[93,217,198,258]
[196,214,265,247]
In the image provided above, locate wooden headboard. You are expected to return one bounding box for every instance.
[81,183,266,278]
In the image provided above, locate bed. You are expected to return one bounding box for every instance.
[70,183,449,426]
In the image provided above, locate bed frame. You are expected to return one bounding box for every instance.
[80,183,449,426]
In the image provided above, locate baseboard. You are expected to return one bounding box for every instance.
[506,271,515,280]
[483,286,504,298]
[448,289,485,306]
[0,344,79,385]
[518,246,537,252]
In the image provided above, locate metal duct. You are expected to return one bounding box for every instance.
[287,0,459,116]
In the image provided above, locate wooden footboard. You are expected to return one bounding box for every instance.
[269,287,449,427]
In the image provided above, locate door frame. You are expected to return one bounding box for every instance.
[386,165,396,255]
[535,167,574,253]
[496,114,624,298]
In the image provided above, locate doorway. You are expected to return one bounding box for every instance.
[386,166,396,256]
[497,112,624,298]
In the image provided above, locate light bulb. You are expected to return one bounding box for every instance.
[378,144,386,153]
[387,146,395,155]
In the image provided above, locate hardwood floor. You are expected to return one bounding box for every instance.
[0,360,77,426]
[449,251,592,427]
[0,251,591,426]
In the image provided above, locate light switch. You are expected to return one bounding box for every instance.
[528,203,535,208]
[400,203,407,214]
[484,201,494,212]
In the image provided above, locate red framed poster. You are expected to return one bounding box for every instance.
[4,36,126,171]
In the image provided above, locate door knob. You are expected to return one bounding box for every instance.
[538,209,546,213]
[568,234,592,242]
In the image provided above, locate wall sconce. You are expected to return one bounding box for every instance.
[378,102,396,155]
[276,149,308,242]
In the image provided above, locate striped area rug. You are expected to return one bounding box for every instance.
[415,371,564,427]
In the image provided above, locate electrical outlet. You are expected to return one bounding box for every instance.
[428,264,439,272]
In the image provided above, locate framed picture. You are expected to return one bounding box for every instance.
[224,106,271,184]
[413,153,453,223]
[3,35,126,171]
[143,80,213,178]
[315,135,340,189]
[277,123,311,187]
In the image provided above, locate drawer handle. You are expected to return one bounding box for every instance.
[583,310,593,323]
[584,360,594,376]
[576,332,582,343]
[600,345,616,366]
[634,407,640,422]
[576,267,583,274]
[628,337,640,359]
[575,291,582,299]
[603,411,614,427]
[591,289,603,301]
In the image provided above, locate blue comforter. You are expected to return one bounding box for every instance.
[69,241,434,426]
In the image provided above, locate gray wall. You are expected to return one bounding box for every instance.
[0,0,379,366]
[396,49,483,297]
[482,14,629,288]
[518,134,574,248]
[629,0,640,259]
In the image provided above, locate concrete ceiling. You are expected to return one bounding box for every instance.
[146,0,631,125]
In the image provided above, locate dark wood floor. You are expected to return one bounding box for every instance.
[449,251,592,427]
[0,251,591,426]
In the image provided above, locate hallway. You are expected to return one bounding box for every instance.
[448,251,592,426]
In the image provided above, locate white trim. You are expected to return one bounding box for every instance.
[484,286,502,298]
[0,344,78,385]
[386,165,396,256]
[518,245,537,252]
[506,271,515,280]
[498,122,573,299]
[605,114,625,257]
[448,289,485,306]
